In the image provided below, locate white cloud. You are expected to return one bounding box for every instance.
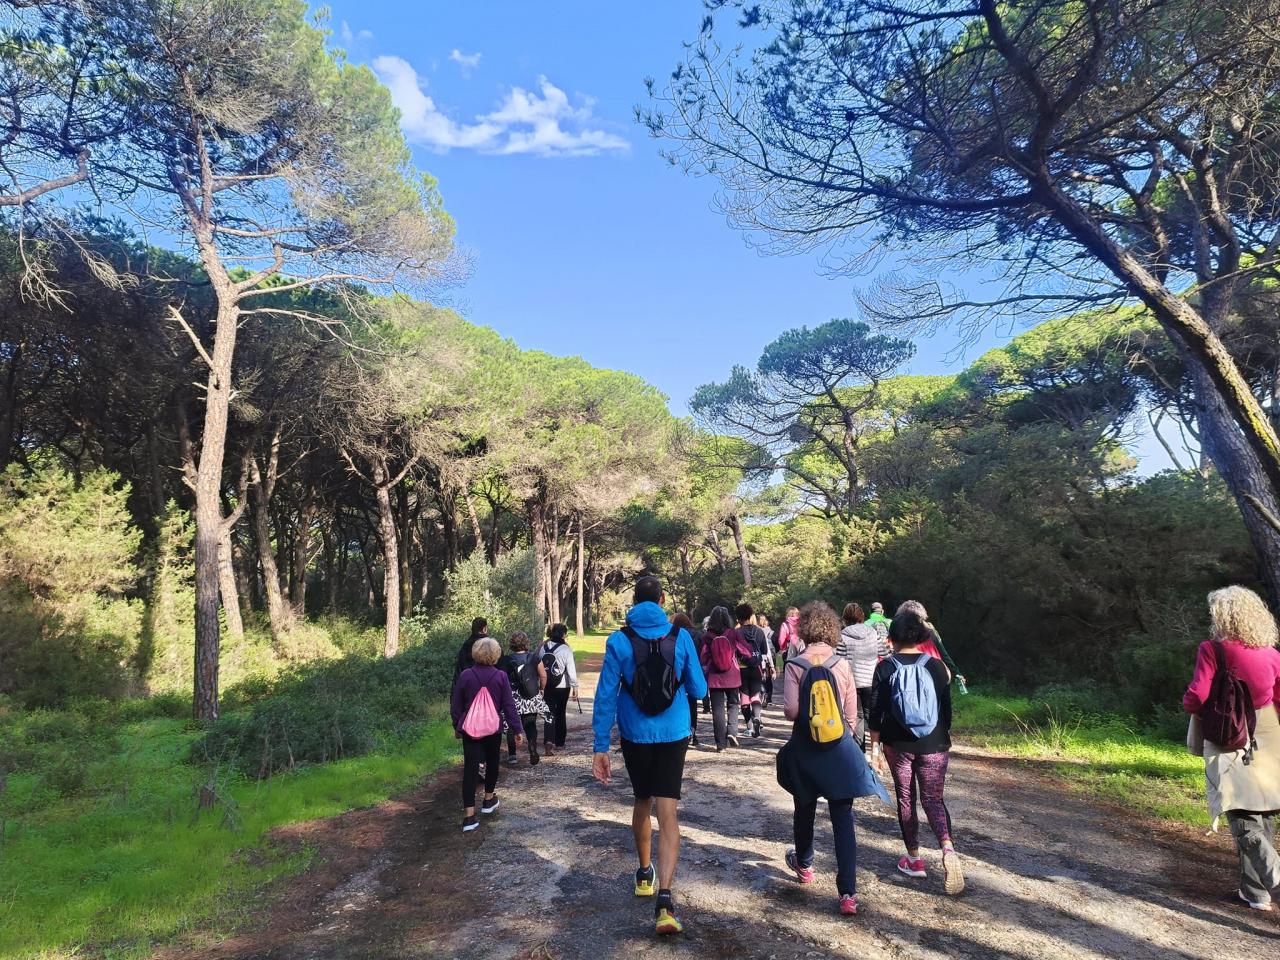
[339,21,373,45]
[484,78,629,156]
[372,56,501,150]
[449,49,482,70]
[372,57,628,158]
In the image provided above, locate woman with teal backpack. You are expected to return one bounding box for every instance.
[868,610,964,895]
[776,601,890,917]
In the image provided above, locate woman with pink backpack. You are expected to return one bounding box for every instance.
[451,636,525,833]
[699,606,747,751]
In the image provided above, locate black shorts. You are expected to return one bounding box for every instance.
[620,738,689,800]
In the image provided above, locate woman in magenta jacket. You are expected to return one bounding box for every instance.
[699,605,747,750]
[1182,585,1280,911]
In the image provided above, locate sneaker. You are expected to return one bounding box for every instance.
[942,848,965,895]
[897,855,927,879]
[785,848,815,884]
[654,896,682,935]
[1238,890,1274,911]
[839,894,858,916]
[480,795,500,815]
[690,734,699,747]
[504,754,518,765]
[461,815,479,833]
[634,865,656,897]
[754,720,763,738]
[529,753,541,766]
[727,734,740,748]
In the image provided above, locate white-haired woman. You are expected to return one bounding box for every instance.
[1183,585,1280,910]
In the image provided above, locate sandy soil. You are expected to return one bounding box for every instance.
[167,654,1280,960]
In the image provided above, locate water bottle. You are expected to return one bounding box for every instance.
[956,675,968,696]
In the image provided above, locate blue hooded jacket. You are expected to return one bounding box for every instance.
[591,602,708,753]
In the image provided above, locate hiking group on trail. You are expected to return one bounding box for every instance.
[448,575,1280,937]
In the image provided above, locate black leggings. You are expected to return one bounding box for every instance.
[544,687,570,746]
[462,733,501,808]
[506,716,540,758]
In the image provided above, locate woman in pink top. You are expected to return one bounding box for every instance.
[1182,585,1280,911]
[776,607,801,657]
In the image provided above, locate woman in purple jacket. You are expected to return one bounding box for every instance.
[451,636,524,832]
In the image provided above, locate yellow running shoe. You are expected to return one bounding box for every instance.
[654,894,682,935]
[655,906,683,935]
[634,865,655,897]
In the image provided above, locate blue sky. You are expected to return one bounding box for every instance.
[322,1,1179,468]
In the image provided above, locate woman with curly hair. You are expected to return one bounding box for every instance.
[776,601,889,917]
[1183,585,1280,911]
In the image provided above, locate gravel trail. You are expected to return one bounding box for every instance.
[172,656,1280,960]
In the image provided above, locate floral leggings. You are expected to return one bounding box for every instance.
[883,746,953,852]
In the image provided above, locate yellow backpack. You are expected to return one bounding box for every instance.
[795,655,845,746]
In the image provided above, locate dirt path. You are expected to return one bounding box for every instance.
[174,656,1280,960]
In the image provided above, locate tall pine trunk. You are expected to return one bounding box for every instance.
[1190,363,1280,604]
[531,493,549,622]
[290,488,316,617]
[575,514,586,637]
[727,514,752,589]
[373,456,402,657]
[249,456,292,641]
[217,526,244,640]
[192,300,238,722]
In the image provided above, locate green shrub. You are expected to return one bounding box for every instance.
[192,639,455,778]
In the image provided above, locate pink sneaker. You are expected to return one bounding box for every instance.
[897,855,927,878]
[785,848,814,884]
[839,894,858,916]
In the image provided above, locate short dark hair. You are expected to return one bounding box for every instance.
[634,575,663,605]
[471,617,488,637]
[842,603,865,625]
[735,602,754,623]
[707,605,734,635]
[547,622,568,642]
[889,610,926,649]
[671,612,694,631]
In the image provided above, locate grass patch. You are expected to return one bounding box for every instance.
[0,698,458,959]
[956,691,1206,828]
[570,632,611,663]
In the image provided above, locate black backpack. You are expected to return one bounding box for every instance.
[623,625,681,716]
[513,652,542,699]
[542,642,567,686]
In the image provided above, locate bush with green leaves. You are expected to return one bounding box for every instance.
[0,465,144,706]
[402,547,544,655]
[191,635,457,778]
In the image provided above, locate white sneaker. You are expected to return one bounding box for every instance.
[1238,890,1273,911]
[943,848,965,895]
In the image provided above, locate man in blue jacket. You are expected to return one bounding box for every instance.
[591,575,707,937]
